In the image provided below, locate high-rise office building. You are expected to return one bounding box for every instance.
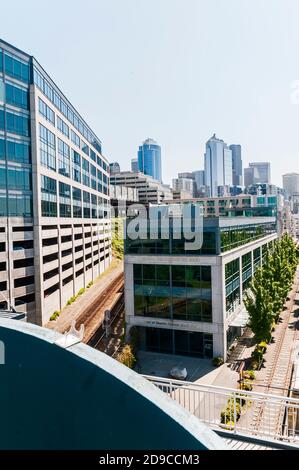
[0,39,111,325]
[245,162,271,186]
[172,177,195,197]
[244,167,255,187]
[137,138,162,182]
[283,173,299,197]
[109,162,120,174]
[204,134,233,197]
[131,158,138,173]
[229,144,243,186]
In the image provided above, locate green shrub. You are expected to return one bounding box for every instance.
[242,380,253,392]
[116,344,136,369]
[50,311,60,321]
[243,370,256,380]
[86,281,93,289]
[212,356,224,367]
[78,288,85,296]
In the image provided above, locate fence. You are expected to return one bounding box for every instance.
[144,375,299,442]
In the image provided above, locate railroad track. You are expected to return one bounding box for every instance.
[250,276,299,439]
[87,296,124,350]
[73,272,124,342]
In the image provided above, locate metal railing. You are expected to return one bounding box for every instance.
[144,375,299,443]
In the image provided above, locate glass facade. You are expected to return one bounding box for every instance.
[225,259,240,316]
[137,139,162,182]
[134,264,212,323]
[126,227,217,256]
[221,222,276,252]
[145,328,213,358]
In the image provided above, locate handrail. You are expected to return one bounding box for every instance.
[143,374,299,403]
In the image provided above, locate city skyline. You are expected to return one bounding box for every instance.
[1,0,298,188]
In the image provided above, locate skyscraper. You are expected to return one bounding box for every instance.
[137,138,162,182]
[246,162,271,185]
[204,134,232,197]
[283,173,299,197]
[0,39,111,325]
[109,162,120,174]
[229,144,243,186]
[131,158,138,173]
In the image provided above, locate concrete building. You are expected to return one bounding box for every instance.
[0,39,111,325]
[172,177,196,197]
[244,162,271,186]
[283,173,299,198]
[131,157,138,173]
[110,171,172,205]
[124,209,277,360]
[229,144,243,186]
[204,134,233,197]
[137,138,162,182]
[109,184,139,217]
[109,162,120,174]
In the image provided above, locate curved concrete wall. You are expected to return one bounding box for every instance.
[0,320,226,450]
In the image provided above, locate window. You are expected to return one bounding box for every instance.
[41,175,57,217]
[71,130,80,148]
[44,267,59,281]
[42,237,58,247]
[43,252,58,264]
[44,283,59,298]
[34,66,102,155]
[12,226,33,232]
[6,82,29,110]
[83,191,90,218]
[90,164,97,190]
[57,116,69,138]
[59,182,71,218]
[82,158,90,187]
[13,240,33,251]
[15,293,35,305]
[81,141,89,156]
[3,138,31,164]
[8,194,32,217]
[58,138,70,177]
[4,53,29,83]
[72,149,81,183]
[6,109,30,136]
[39,124,56,171]
[14,276,34,288]
[0,262,6,271]
[14,258,34,269]
[134,264,212,323]
[225,259,240,316]
[73,187,82,218]
[7,166,31,190]
[38,98,55,125]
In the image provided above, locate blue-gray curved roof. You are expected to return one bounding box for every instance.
[0,319,226,450]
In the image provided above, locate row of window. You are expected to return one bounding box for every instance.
[0,80,29,110]
[134,264,212,323]
[221,223,276,253]
[33,66,103,155]
[43,252,110,298]
[0,137,31,164]
[39,124,109,193]
[41,175,110,219]
[0,50,30,83]
[0,166,31,191]
[0,193,32,217]
[0,107,30,137]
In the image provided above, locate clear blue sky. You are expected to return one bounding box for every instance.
[2,0,299,185]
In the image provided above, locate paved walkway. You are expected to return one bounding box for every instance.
[45,259,123,334]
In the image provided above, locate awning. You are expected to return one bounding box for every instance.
[229,306,249,328]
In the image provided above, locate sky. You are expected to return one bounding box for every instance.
[2,0,299,186]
